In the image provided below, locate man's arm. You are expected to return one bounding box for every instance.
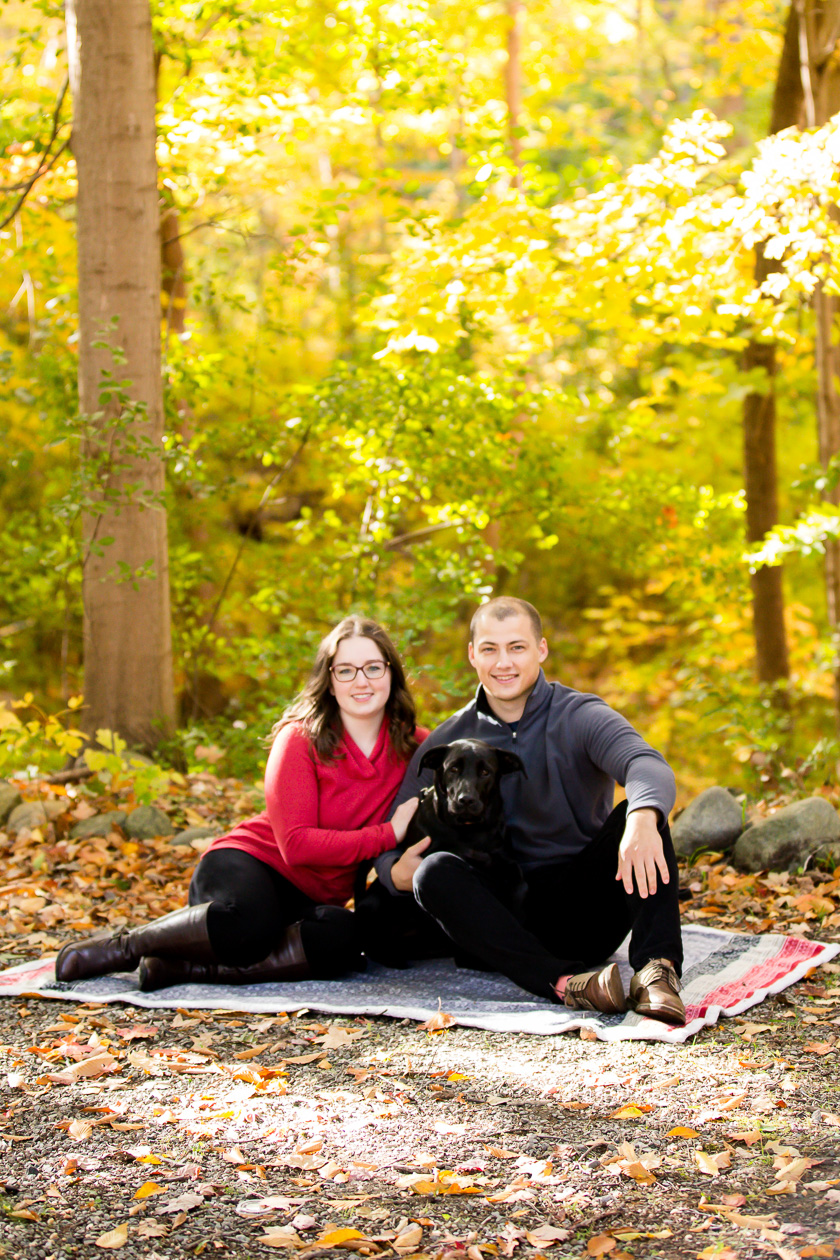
[578,702,676,897]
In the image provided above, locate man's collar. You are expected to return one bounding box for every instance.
[475,668,551,725]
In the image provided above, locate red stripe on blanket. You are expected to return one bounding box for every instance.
[685,936,824,1020]
[0,960,55,988]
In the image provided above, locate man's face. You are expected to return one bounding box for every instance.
[467,612,548,706]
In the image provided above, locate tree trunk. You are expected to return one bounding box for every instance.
[505,0,523,189]
[161,206,187,339]
[740,2,803,689]
[66,0,175,748]
[742,322,789,683]
[797,0,840,729]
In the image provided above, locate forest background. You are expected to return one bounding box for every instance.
[3,0,840,803]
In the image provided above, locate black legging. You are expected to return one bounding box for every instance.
[189,848,364,978]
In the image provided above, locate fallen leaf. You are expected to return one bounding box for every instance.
[579,1027,598,1042]
[524,1224,570,1248]
[46,1051,120,1084]
[773,1157,815,1182]
[667,1126,700,1139]
[394,1223,423,1253]
[608,1105,645,1120]
[314,1228,368,1248]
[234,1043,271,1061]
[314,1027,368,1050]
[694,1150,731,1177]
[67,1119,93,1142]
[803,1041,835,1055]
[136,1220,169,1239]
[697,1248,738,1260]
[258,1226,302,1249]
[737,1022,772,1041]
[586,1234,616,1255]
[418,1001,455,1033]
[133,1182,165,1199]
[115,1025,159,1041]
[155,1191,205,1215]
[94,1222,129,1249]
[725,1131,762,1146]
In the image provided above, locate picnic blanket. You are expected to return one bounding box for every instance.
[0,924,836,1043]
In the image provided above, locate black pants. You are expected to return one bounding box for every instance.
[189,849,363,978]
[366,802,683,1002]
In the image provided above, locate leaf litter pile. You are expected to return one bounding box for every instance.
[1,772,840,1259]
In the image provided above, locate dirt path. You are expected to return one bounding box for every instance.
[0,972,838,1260]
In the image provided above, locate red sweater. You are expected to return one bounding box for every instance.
[203,720,427,905]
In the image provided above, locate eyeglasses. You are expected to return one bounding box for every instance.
[330,661,390,683]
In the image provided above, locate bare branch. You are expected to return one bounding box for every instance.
[0,76,71,229]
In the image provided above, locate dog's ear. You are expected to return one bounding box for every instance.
[419,744,451,774]
[496,750,527,778]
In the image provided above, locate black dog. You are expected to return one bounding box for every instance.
[402,739,526,877]
[355,738,526,967]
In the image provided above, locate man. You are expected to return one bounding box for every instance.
[373,597,684,1024]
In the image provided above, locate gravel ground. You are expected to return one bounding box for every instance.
[0,970,839,1260]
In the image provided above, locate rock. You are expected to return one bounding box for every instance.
[124,805,174,839]
[169,825,220,847]
[732,796,840,872]
[69,810,127,839]
[7,798,67,833]
[0,781,22,826]
[671,786,744,857]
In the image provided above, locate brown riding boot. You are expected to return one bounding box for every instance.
[55,904,215,982]
[561,962,627,1014]
[138,922,311,991]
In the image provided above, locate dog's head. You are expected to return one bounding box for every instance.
[419,738,526,824]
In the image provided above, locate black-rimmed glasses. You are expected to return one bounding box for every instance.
[330,661,390,683]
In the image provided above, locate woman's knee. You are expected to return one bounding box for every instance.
[206,899,277,966]
[301,906,364,978]
[412,851,470,913]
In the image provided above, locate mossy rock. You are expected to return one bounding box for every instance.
[69,810,128,839]
[8,798,67,833]
[732,797,840,872]
[169,825,221,847]
[0,781,23,826]
[124,805,174,839]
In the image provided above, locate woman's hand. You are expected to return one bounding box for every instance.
[391,836,431,892]
[391,796,420,844]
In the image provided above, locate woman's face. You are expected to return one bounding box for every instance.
[329,635,392,724]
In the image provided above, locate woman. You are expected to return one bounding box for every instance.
[55,616,424,990]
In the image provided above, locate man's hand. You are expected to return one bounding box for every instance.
[391,836,431,892]
[616,807,669,899]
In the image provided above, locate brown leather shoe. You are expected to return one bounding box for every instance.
[629,958,685,1025]
[562,962,627,1014]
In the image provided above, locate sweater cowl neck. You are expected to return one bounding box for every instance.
[340,717,389,773]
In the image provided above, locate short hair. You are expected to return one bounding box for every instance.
[469,597,543,644]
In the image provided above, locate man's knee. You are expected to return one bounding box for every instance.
[412,851,471,914]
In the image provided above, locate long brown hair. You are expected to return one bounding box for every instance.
[270,616,419,763]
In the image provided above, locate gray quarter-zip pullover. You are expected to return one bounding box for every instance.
[374,669,675,893]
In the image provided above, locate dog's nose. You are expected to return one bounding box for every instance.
[455,792,482,813]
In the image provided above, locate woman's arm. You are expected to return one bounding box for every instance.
[264,726,396,869]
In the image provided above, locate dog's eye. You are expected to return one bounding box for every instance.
[478,766,492,777]
[448,761,463,775]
